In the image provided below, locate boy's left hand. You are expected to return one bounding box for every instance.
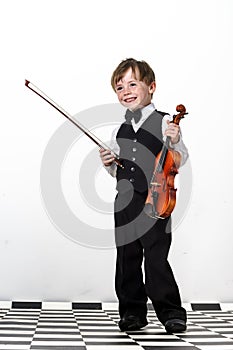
[165,120,180,144]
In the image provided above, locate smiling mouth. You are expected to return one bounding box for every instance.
[124,97,137,103]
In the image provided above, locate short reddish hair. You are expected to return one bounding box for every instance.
[111,58,156,90]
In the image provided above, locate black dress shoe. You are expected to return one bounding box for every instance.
[119,314,148,331]
[164,318,186,333]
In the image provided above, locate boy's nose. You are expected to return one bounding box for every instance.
[124,87,131,95]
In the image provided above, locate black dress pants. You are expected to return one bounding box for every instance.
[114,189,187,325]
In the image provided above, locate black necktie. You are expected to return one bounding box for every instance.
[125,108,142,124]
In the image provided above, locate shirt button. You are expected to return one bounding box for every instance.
[129,178,135,183]
[131,157,136,161]
[132,147,137,152]
[130,167,135,172]
[133,138,137,143]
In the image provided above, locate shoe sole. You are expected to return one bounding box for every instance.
[119,321,148,332]
[165,324,186,333]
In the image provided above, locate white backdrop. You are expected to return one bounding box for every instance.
[0,0,233,302]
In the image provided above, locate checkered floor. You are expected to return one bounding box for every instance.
[0,303,233,349]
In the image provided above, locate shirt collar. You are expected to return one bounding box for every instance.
[140,103,156,120]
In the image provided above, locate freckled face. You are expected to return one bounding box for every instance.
[114,68,156,111]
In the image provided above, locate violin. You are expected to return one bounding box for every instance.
[144,104,188,219]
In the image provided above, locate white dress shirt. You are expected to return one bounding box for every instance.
[105,103,189,177]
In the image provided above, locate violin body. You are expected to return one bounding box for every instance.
[144,104,187,219]
[144,149,181,219]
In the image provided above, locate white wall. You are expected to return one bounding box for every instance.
[0,0,233,302]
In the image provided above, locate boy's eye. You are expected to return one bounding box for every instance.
[130,82,137,87]
[115,86,123,92]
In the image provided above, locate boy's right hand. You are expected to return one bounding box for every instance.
[99,148,115,166]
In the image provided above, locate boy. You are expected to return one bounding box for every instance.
[99,58,188,333]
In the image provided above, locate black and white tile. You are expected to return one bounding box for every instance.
[0,301,233,349]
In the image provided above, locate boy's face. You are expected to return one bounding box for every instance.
[114,68,156,111]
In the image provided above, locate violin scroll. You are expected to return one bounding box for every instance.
[176,104,186,113]
[172,104,188,126]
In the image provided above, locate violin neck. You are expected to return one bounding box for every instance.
[164,136,171,148]
[156,136,170,172]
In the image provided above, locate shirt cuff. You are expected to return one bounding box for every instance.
[104,163,117,177]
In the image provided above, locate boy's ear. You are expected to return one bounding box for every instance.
[149,81,156,93]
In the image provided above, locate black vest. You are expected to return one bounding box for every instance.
[116,110,165,193]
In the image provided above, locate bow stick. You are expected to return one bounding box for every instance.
[25,80,123,169]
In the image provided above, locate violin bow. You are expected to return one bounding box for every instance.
[25,80,123,169]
